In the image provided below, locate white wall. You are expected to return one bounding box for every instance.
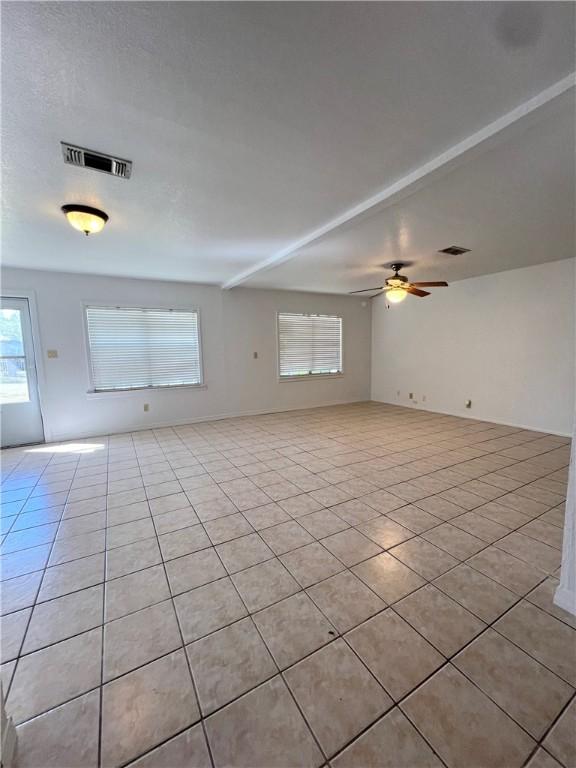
[1,268,372,441]
[371,259,575,436]
[555,427,576,615]
[5,258,573,442]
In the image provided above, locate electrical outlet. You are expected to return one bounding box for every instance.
[253,352,258,359]
[465,399,472,409]
[143,403,150,412]
[47,349,58,359]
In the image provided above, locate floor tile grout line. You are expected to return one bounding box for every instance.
[191,518,330,765]
[247,529,565,763]
[333,570,572,766]
[2,487,565,660]
[521,690,576,767]
[6,528,556,687]
[380,545,575,688]
[329,592,533,758]
[10,449,558,551]
[0,476,564,579]
[97,440,111,768]
[383,578,574,746]
[0,452,565,544]
[0,417,563,478]
[2,451,84,703]
[138,441,217,768]
[2,404,572,764]
[1,414,565,514]
[255,523,460,766]
[201,533,559,764]
[3,568,567,745]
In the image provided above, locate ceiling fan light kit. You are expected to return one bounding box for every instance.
[350,262,449,304]
[385,287,408,303]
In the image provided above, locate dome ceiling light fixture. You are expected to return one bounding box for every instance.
[61,204,109,236]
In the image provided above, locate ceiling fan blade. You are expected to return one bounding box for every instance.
[406,286,430,297]
[411,281,449,287]
[349,286,384,294]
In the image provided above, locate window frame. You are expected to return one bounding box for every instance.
[82,302,205,395]
[276,311,344,382]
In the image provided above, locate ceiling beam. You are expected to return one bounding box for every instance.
[222,72,575,290]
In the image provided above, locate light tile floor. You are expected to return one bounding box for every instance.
[1,402,574,768]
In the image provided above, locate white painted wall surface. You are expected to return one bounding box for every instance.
[371,259,575,436]
[555,427,576,615]
[1,269,371,441]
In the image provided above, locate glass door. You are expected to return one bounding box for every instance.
[0,297,45,447]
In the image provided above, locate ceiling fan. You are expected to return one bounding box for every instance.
[350,263,448,303]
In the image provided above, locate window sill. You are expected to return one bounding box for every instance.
[278,373,344,382]
[86,384,207,399]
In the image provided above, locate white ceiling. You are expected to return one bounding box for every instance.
[245,91,576,291]
[2,2,575,291]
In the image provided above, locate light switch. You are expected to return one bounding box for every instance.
[47,350,58,359]
[253,352,258,359]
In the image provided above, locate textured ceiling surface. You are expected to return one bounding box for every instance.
[1,2,574,290]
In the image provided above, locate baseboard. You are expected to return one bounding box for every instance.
[31,397,573,444]
[554,585,576,617]
[46,398,371,443]
[370,398,572,438]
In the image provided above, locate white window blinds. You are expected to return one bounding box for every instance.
[85,306,202,391]
[278,312,342,378]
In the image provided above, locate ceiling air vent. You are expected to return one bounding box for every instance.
[61,142,132,179]
[438,245,470,256]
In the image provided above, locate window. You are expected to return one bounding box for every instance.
[85,306,202,391]
[278,312,342,378]
[0,307,29,403]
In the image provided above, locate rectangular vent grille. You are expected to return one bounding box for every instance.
[438,245,470,255]
[61,143,132,179]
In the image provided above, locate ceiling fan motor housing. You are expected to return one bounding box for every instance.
[387,263,409,287]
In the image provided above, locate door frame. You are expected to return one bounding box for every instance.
[1,288,49,443]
